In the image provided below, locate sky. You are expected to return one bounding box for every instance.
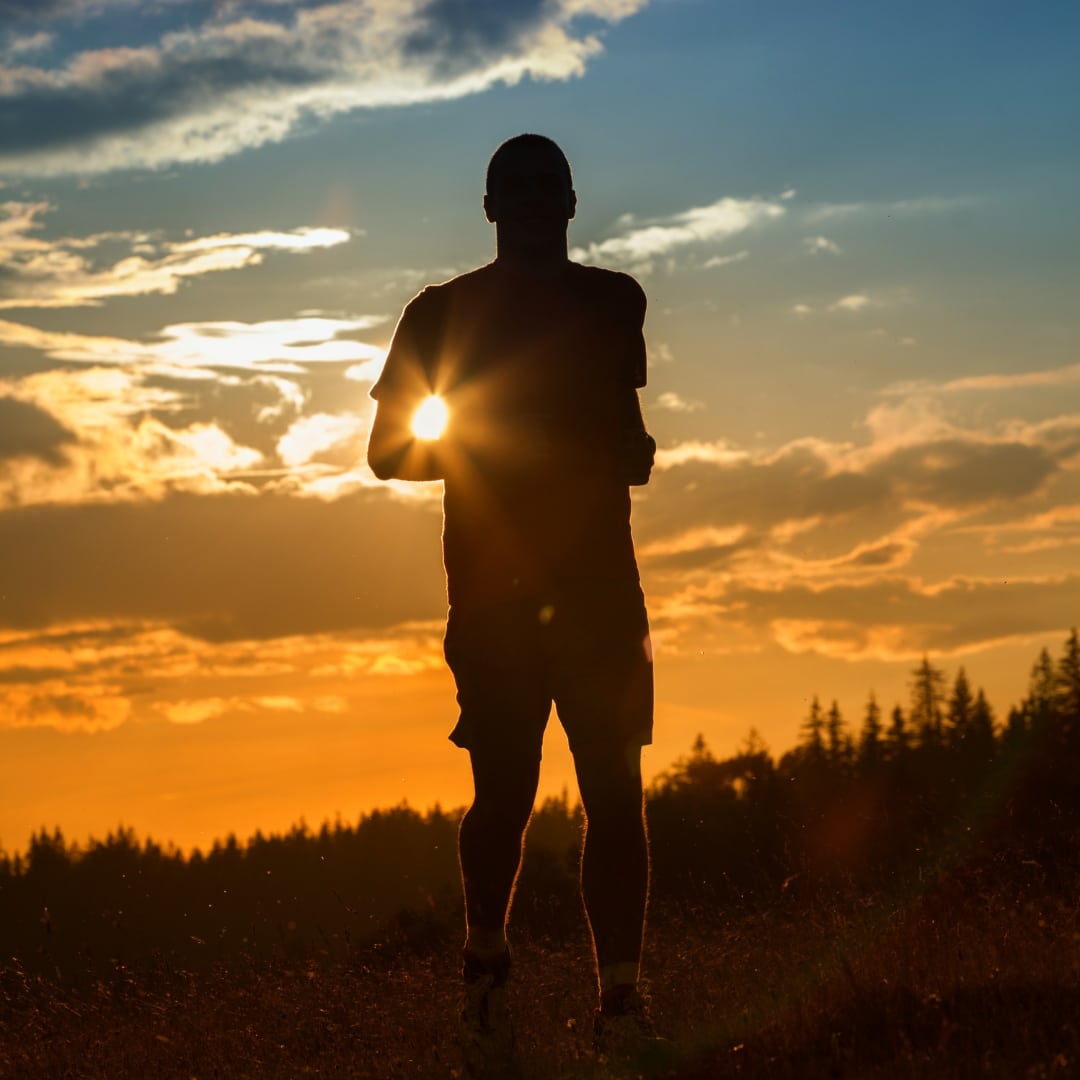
[1,0,1078,854]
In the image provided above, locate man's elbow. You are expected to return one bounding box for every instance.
[367,449,400,481]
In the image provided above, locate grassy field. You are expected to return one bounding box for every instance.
[3,866,1077,1080]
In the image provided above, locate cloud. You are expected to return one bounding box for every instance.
[791,292,887,316]
[803,195,975,226]
[570,196,785,272]
[0,616,442,733]
[653,391,702,414]
[0,395,74,463]
[804,235,841,255]
[701,249,749,270]
[829,293,873,313]
[0,0,648,176]
[0,201,353,308]
[0,313,385,377]
[2,31,55,59]
[0,490,447,641]
[885,362,1080,397]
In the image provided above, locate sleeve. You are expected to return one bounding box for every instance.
[370,288,436,404]
[366,287,447,482]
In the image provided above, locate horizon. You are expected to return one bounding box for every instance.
[2,1,1078,856]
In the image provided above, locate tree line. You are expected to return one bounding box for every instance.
[2,630,1077,977]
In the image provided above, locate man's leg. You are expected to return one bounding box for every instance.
[573,741,649,994]
[459,746,542,958]
[457,747,541,1077]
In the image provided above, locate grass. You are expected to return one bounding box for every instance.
[2,871,1078,1079]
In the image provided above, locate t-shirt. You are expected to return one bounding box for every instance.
[371,260,647,606]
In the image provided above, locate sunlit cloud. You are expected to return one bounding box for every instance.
[803,235,841,255]
[276,412,367,468]
[829,293,873,313]
[701,249,749,270]
[571,196,785,272]
[653,391,703,413]
[885,361,1080,397]
[0,0,649,176]
[0,615,445,734]
[0,201,353,308]
[0,313,385,377]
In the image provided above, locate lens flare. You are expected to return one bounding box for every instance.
[410,395,448,440]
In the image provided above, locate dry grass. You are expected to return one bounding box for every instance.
[3,876,1078,1079]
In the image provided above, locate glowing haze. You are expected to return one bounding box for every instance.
[1,0,1077,852]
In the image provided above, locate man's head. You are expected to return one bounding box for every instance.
[483,134,576,231]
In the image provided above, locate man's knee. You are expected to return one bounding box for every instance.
[467,748,541,830]
[573,741,645,822]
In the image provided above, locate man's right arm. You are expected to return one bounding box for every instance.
[367,293,446,482]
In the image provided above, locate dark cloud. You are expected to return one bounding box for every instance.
[641,436,1058,543]
[0,490,446,639]
[0,42,327,153]
[718,576,1080,655]
[882,440,1055,506]
[0,0,72,23]
[404,0,551,68]
[0,396,75,464]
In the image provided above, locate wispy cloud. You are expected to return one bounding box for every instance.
[885,362,1080,396]
[570,196,785,272]
[0,0,648,176]
[803,195,975,226]
[0,200,353,308]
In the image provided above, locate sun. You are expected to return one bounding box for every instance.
[410,395,449,440]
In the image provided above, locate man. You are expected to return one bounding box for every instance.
[367,134,662,1075]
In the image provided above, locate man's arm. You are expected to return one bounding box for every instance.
[367,293,445,482]
[616,274,655,486]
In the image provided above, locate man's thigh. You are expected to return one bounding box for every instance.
[444,602,553,756]
[550,584,654,756]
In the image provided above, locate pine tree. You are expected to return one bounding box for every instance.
[946,667,975,749]
[800,696,826,760]
[825,700,852,767]
[886,704,909,759]
[970,688,996,761]
[858,692,884,768]
[1056,628,1080,747]
[1025,647,1057,733]
[910,656,947,748]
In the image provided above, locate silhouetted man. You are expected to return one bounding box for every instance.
[367,134,663,1076]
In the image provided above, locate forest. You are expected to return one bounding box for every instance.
[2,633,1078,1078]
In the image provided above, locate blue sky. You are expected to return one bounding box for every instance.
[1,0,1077,850]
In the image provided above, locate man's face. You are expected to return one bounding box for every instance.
[484,145,576,235]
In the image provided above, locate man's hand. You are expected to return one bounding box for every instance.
[622,430,656,486]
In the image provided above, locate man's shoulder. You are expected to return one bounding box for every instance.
[570,263,645,305]
[417,263,496,299]
[568,263,646,325]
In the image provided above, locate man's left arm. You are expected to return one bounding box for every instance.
[617,275,656,487]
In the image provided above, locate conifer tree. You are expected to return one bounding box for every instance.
[858,692,884,768]
[1056,628,1080,745]
[946,666,975,749]
[886,704,909,759]
[910,656,947,747]
[969,688,996,761]
[800,696,826,760]
[825,699,852,767]
[1025,647,1057,732]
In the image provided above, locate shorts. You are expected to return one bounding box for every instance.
[444,581,653,759]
